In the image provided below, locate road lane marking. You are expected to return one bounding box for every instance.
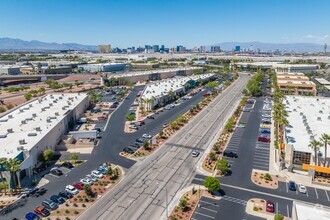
[296,189,298,195]
[325,190,329,201]
[315,188,319,199]
[199,200,219,207]
[194,211,215,219]
[201,206,218,213]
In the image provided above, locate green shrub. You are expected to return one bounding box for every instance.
[253,206,259,211]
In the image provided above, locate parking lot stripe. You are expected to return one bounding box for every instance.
[315,188,319,199]
[201,206,218,213]
[306,188,309,197]
[199,200,219,207]
[286,182,288,193]
[325,190,329,201]
[191,218,198,220]
[276,202,278,214]
[287,204,289,217]
[194,211,215,219]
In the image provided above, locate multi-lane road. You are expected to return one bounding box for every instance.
[77,75,250,219]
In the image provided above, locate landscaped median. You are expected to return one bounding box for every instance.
[251,170,285,189]
[246,198,289,220]
[202,96,248,174]
[49,165,122,220]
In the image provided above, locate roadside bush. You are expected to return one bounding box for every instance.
[209,152,216,161]
[178,199,187,210]
[253,206,259,211]
[264,173,273,181]
[204,176,221,192]
[274,214,284,220]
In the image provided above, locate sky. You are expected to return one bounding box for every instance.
[0,0,329,47]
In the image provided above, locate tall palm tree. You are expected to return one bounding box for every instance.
[0,158,8,194]
[320,133,330,167]
[4,158,21,191]
[309,140,321,166]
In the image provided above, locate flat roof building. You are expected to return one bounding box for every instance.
[274,63,319,73]
[79,63,126,72]
[292,201,330,220]
[0,93,89,184]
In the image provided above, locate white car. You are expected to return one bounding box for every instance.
[91,170,104,178]
[164,105,171,110]
[163,124,169,128]
[237,124,245,128]
[262,114,271,118]
[192,150,200,157]
[297,183,307,194]
[142,134,152,139]
[80,178,93,185]
[66,185,79,195]
[86,174,98,182]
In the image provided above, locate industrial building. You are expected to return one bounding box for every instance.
[283,96,330,172]
[140,73,214,110]
[78,63,126,72]
[0,65,21,75]
[273,63,319,73]
[98,44,111,53]
[0,93,89,185]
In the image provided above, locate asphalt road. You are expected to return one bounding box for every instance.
[77,75,250,220]
[2,82,219,219]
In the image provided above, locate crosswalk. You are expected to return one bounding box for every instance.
[221,196,248,205]
[253,141,270,171]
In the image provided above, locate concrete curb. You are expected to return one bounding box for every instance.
[245,199,274,220]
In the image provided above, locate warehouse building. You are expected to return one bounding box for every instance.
[0,93,89,185]
[78,63,126,72]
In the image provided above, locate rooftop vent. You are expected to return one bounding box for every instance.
[55,112,59,116]
[0,118,8,122]
[19,109,24,112]
[27,133,37,137]
[300,112,303,116]
[21,120,26,124]
[17,146,24,151]
[49,103,53,107]
[19,139,26,144]
[32,113,37,117]
[319,110,323,114]
[36,127,41,131]
[59,97,63,100]
[46,118,51,123]
[41,108,45,112]
[317,117,321,121]
[8,115,13,118]
[7,128,13,133]
[62,107,66,110]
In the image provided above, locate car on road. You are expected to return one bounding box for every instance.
[42,199,58,210]
[50,168,63,176]
[136,138,144,143]
[297,183,307,194]
[142,134,152,139]
[91,170,104,178]
[147,116,155,119]
[25,212,41,220]
[258,135,270,143]
[266,201,274,213]
[123,147,135,154]
[289,181,296,191]
[80,178,93,185]
[72,182,84,190]
[192,150,200,157]
[223,151,238,158]
[50,195,65,204]
[59,190,73,199]
[34,206,50,217]
[260,129,271,134]
[65,185,79,195]
[237,124,245,128]
[61,162,74,169]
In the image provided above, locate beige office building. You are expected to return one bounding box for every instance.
[98,44,111,53]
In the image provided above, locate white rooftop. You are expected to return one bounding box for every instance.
[294,201,330,220]
[0,93,88,159]
[141,73,214,100]
[277,75,309,80]
[314,77,330,85]
[108,67,202,79]
[277,80,315,85]
[276,72,306,76]
[284,96,330,155]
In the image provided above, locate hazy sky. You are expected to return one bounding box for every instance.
[0,0,329,47]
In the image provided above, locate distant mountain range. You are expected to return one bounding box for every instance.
[0,37,97,51]
[210,41,325,53]
[0,37,326,53]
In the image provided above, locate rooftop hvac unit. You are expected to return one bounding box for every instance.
[8,115,13,118]
[19,139,26,144]
[50,95,54,99]
[41,108,45,111]
[293,109,296,112]
[310,136,314,140]
[49,116,57,119]
[21,120,26,124]
[53,100,57,103]
[328,116,330,120]
[28,133,37,137]
[32,113,37,117]
[36,127,41,131]
[317,117,321,121]
[38,99,42,103]
[44,106,50,109]
[0,118,8,122]
[25,117,33,121]
[49,103,53,107]
[46,118,51,123]
[319,110,323,114]
[55,112,59,116]
[17,146,24,151]
[7,128,13,133]
[62,94,64,96]
[29,104,33,107]
[300,112,303,116]
[59,97,63,100]
[19,109,24,112]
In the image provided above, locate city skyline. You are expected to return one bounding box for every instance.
[0,0,329,47]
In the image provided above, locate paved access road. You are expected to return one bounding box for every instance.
[77,75,250,220]
[2,85,211,219]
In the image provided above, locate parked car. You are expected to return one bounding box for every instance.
[72,182,84,190]
[92,170,104,178]
[129,125,139,130]
[297,183,307,194]
[59,190,73,199]
[223,151,238,158]
[113,101,119,105]
[34,206,50,217]
[260,129,271,134]
[262,114,271,118]
[289,181,296,191]
[25,212,41,220]
[80,178,93,185]
[42,199,58,210]
[92,127,102,132]
[123,147,135,154]
[110,104,118,108]
[147,116,155,119]
[266,201,274,213]
[138,121,145,125]
[163,124,169,128]
[50,169,63,176]
[164,105,171,110]
[130,143,140,148]
[61,162,74,169]
[65,185,79,195]
[202,93,210,97]
[98,115,107,120]
[50,195,65,204]
[237,124,245,128]
[142,134,152,139]
[91,109,102,113]
[136,138,144,143]
[258,135,271,143]
[88,174,99,182]
[192,150,200,157]
[262,120,272,124]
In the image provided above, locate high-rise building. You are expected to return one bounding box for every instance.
[98,44,111,53]
[235,46,241,52]
[176,45,184,52]
[211,46,221,52]
[200,46,206,52]
[153,45,159,52]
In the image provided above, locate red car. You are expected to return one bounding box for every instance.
[72,182,84,190]
[258,136,270,143]
[34,205,50,217]
[98,115,107,120]
[266,201,274,213]
[202,93,210,97]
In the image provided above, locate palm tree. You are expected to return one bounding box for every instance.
[0,158,8,194]
[4,158,21,192]
[309,140,321,166]
[167,90,174,102]
[320,134,330,167]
